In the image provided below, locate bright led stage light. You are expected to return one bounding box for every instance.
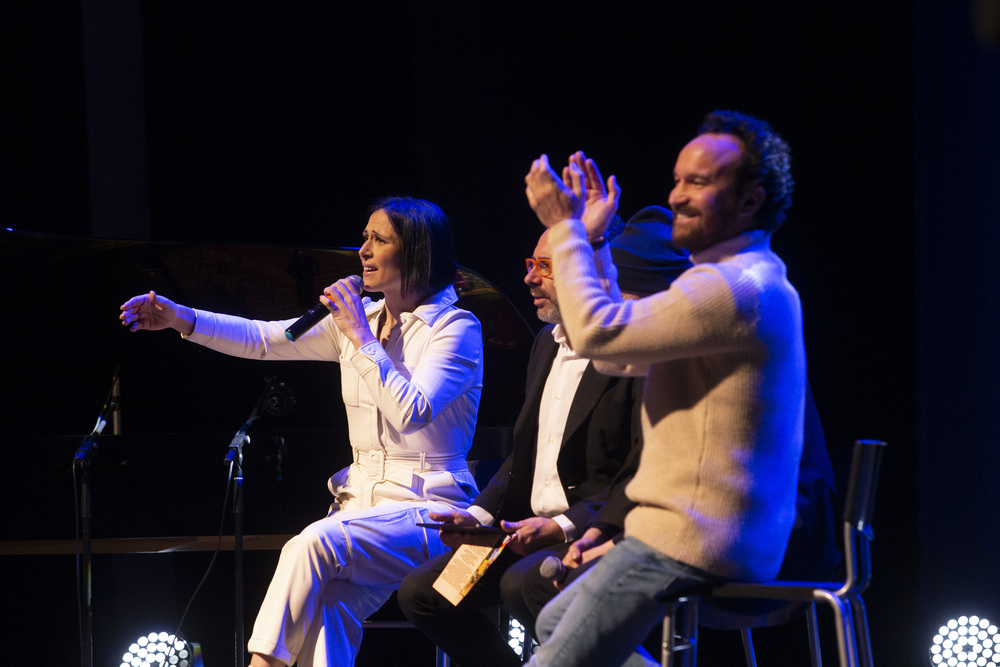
[930,615,1000,666]
[507,616,527,654]
[119,631,202,667]
[506,616,536,657]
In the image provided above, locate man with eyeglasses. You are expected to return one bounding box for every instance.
[397,210,690,667]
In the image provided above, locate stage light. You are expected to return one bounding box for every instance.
[930,615,1000,666]
[119,631,202,667]
[507,617,534,657]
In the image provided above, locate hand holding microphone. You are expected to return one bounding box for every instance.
[539,555,568,585]
[538,527,617,588]
[284,275,364,341]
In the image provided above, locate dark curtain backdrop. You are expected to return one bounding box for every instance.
[4,1,998,666]
[915,0,1000,655]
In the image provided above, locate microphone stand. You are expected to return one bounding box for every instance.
[74,431,99,667]
[223,382,272,667]
[74,366,119,667]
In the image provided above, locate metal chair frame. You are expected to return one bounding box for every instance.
[662,439,887,667]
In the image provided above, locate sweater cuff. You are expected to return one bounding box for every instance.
[550,219,619,298]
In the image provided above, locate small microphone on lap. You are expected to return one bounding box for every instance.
[539,556,567,584]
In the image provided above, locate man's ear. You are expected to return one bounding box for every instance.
[741,185,766,218]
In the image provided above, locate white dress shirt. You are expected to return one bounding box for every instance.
[533,325,588,540]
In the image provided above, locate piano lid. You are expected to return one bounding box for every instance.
[1,229,533,438]
[1,230,533,540]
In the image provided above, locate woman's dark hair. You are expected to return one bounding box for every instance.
[699,110,794,232]
[368,196,457,297]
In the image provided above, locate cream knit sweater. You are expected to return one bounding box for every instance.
[549,220,805,581]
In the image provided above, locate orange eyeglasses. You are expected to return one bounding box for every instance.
[525,258,553,277]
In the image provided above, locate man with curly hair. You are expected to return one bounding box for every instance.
[519,110,805,667]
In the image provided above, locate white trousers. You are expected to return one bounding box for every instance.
[248,502,452,666]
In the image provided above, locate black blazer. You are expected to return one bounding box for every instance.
[474,325,644,533]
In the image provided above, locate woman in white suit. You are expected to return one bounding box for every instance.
[120,196,484,666]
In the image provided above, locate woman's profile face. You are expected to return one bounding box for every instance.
[359,209,404,295]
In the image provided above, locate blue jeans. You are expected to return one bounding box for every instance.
[527,537,723,667]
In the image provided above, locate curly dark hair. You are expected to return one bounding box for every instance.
[368,196,457,297]
[698,110,793,232]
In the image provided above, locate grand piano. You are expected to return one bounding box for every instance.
[0,230,534,666]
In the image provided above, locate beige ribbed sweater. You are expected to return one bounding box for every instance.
[550,220,805,581]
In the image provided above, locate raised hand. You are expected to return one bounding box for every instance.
[525,154,585,227]
[568,151,621,242]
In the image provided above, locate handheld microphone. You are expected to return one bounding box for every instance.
[539,555,567,583]
[284,275,363,341]
[283,303,329,342]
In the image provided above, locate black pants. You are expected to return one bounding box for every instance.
[397,546,569,667]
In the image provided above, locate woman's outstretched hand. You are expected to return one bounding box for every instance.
[119,291,195,336]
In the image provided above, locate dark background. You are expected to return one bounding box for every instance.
[3,1,999,666]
